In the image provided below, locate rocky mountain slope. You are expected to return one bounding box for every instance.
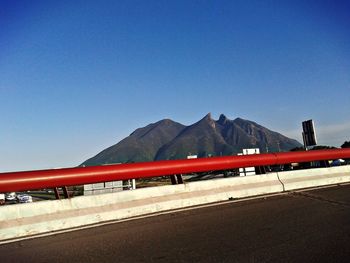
[82,113,302,166]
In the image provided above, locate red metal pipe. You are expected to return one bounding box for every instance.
[0,149,350,192]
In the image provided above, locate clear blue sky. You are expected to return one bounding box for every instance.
[1,0,350,172]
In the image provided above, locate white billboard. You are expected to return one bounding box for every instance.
[238,148,260,176]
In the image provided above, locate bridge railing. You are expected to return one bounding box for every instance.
[1,149,350,193]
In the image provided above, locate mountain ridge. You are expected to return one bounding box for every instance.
[81,113,302,166]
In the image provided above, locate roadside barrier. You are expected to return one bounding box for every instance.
[1,149,350,242]
[1,149,350,192]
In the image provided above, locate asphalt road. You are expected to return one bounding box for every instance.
[1,184,350,263]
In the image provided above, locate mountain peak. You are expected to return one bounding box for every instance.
[202,112,212,120]
[199,113,216,129]
[218,114,229,125]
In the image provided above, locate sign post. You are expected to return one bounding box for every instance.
[302,120,317,150]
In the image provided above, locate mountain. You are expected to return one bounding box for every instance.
[155,113,233,160]
[81,113,302,166]
[82,119,185,166]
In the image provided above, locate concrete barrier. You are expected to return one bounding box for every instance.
[278,165,350,191]
[0,173,282,242]
[1,165,349,242]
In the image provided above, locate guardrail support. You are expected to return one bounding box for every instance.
[62,186,69,198]
[170,175,177,185]
[53,187,70,199]
[170,174,184,185]
[54,187,60,200]
[176,174,184,184]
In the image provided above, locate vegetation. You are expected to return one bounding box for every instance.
[311,145,337,150]
[290,145,338,151]
[341,141,350,148]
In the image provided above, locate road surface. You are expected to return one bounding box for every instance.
[1,184,350,262]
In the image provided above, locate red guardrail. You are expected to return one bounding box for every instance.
[1,149,350,192]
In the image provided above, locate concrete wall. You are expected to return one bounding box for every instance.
[278,165,350,191]
[0,166,349,242]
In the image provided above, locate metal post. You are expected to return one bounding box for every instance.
[176,174,183,184]
[62,186,69,198]
[302,132,308,151]
[54,187,60,200]
[170,175,177,185]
